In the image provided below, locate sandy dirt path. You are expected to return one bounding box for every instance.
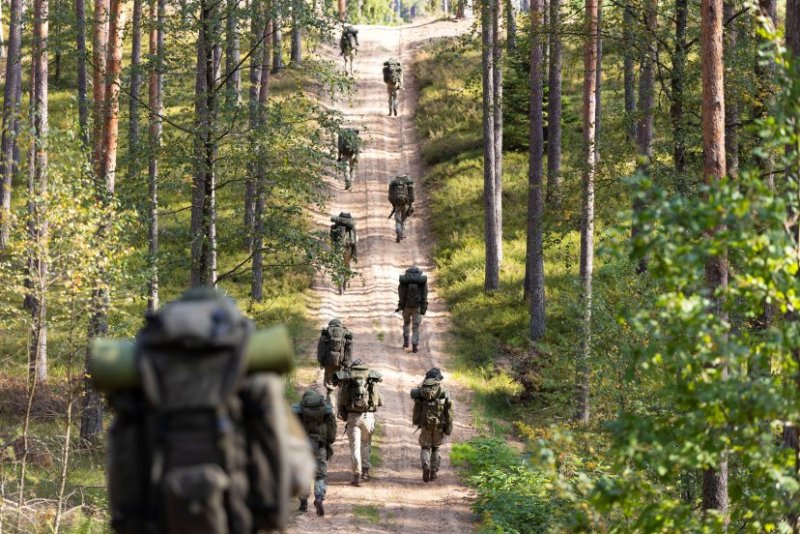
[289,18,477,534]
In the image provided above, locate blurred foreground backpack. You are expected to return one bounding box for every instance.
[90,288,314,534]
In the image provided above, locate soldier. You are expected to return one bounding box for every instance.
[335,359,383,486]
[294,390,337,517]
[411,368,454,482]
[316,318,353,406]
[396,266,428,353]
[387,175,415,243]
[382,58,403,116]
[337,128,361,190]
[330,212,358,294]
[340,25,359,76]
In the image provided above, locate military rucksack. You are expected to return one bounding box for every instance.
[295,391,332,441]
[340,27,358,54]
[411,378,453,434]
[388,175,415,208]
[338,128,360,158]
[102,289,312,534]
[316,320,351,368]
[382,58,402,85]
[330,212,357,246]
[337,364,382,413]
[399,267,427,310]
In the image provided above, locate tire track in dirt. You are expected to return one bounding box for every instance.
[289,19,476,533]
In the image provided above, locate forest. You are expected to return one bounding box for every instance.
[0,0,796,529]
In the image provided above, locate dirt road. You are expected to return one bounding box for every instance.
[289,19,476,533]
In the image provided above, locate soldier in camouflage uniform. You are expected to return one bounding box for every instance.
[295,390,337,517]
[316,318,353,406]
[396,266,428,353]
[411,368,454,482]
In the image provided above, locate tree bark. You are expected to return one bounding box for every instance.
[546,0,561,203]
[91,0,108,177]
[594,2,602,160]
[632,0,656,273]
[505,0,516,53]
[576,0,597,424]
[723,0,738,178]
[226,0,241,103]
[147,0,164,312]
[527,0,545,341]
[338,0,345,20]
[272,18,283,73]
[0,0,23,248]
[700,0,729,518]
[128,0,143,182]
[290,0,302,66]
[75,0,89,146]
[788,0,800,58]
[244,3,263,246]
[482,0,499,291]
[493,0,503,265]
[671,0,687,183]
[623,3,636,143]
[756,0,777,188]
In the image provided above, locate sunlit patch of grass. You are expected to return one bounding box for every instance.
[353,504,381,524]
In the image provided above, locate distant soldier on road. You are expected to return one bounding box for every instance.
[335,359,383,486]
[411,368,454,482]
[337,128,361,190]
[294,390,337,517]
[330,211,358,294]
[396,266,428,353]
[317,318,353,406]
[340,25,359,76]
[382,58,403,116]
[387,174,415,243]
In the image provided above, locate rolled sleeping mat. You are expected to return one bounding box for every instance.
[89,325,296,393]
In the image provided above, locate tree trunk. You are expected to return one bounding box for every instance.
[129,0,142,180]
[244,3,263,246]
[527,0,545,341]
[225,0,241,103]
[623,3,636,143]
[492,0,503,265]
[723,0,738,178]
[252,16,272,301]
[505,0,516,53]
[0,0,23,248]
[482,0,499,291]
[28,0,49,385]
[700,0,729,519]
[594,2,601,160]
[290,0,302,66]
[147,0,164,312]
[788,0,800,59]
[272,20,283,73]
[338,0,345,20]
[576,0,597,424]
[75,0,89,146]
[546,0,561,203]
[632,0,656,273]
[671,0,687,183]
[91,0,108,177]
[756,0,777,188]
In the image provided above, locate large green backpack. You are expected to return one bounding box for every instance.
[330,212,357,246]
[411,378,453,434]
[340,27,358,54]
[316,319,352,368]
[388,175,415,208]
[103,289,312,534]
[338,364,382,413]
[399,267,428,310]
[382,58,402,85]
[338,128,361,157]
[294,390,333,442]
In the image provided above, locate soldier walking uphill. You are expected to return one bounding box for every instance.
[388,175,415,243]
[340,25,359,76]
[337,128,361,190]
[334,359,383,486]
[411,368,454,482]
[330,212,357,294]
[382,58,403,116]
[396,266,428,353]
[316,318,353,406]
[294,390,336,517]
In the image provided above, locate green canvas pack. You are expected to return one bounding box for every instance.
[399,267,427,310]
[339,365,382,413]
[103,288,311,534]
[411,378,453,434]
[388,175,415,208]
[316,320,351,368]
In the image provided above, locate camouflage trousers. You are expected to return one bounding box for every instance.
[387,83,400,115]
[419,427,445,472]
[346,411,375,475]
[299,443,329,501]
[402,306,422,345]
[394,209,407,239]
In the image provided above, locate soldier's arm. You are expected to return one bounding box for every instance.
[325,415,337,444]
[398,283,406,310]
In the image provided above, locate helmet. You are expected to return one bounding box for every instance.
[328,318,343,328]
[425,367,443,381]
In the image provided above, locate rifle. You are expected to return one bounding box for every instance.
[387,207,396,219]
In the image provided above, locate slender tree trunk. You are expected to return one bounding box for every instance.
[575,0,597,424]
[756,0,777,188]
[75,0,89,146]
[723,0,738,178]
[594,2,601,160]
[92,0,108,177]
[505,0,516,52]
[546,0,561,203]
[493,0,503,265]
[244,2,262,246]
[0,0,23,248]
[482,0,499,291]
[700,0,729,518]
[226,0,241,103]
[272,17,283,73]
[788,0,799,59]
[147,0,164,312]
[28,0,49,385]
[129,0,142,180]
[527,0,545,341]
[252,15,272,301]
[632,0,656,273]
[290,0,302,66]
[623,3,636,143]
[338,0,345,20]
[671,0,687,184]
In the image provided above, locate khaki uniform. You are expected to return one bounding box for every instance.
[403,306,422,345]
[345,411,375,475]
[419,427,445,472]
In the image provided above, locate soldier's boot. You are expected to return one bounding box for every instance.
[422,467,430,483]
[413,344,419,353]
[350,473,361,487]
[314,499,325,516]
[430,470,438,481]
[299,498,308,512]
[396,233,401,243]
[362,467,371,481]
[403,336,409,349]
